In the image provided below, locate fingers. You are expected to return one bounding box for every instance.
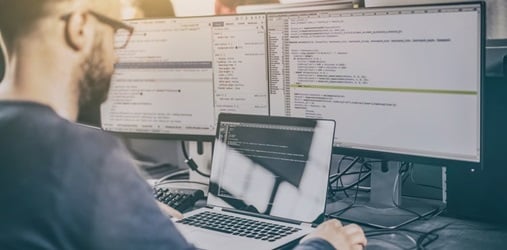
[344,224,367,247]
[300,220,367,250]
[343,224,362,235]
[328,219,343,228]
[156,200,184,219]
[300,219,344,244]
[316,219,342,230]
[352,245,364,250]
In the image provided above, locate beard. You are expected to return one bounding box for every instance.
[76,35,114,126]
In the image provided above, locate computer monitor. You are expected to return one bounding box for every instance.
[101,2,484,227]
[266,2,484,228]
[101,14,269,141]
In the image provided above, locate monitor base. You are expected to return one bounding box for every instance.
[329,197,444,229]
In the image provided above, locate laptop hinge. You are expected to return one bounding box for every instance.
[212,207,223,211]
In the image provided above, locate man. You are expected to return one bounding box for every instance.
[0,0,367,249]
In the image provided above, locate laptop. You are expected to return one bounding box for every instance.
[174,113,336,250]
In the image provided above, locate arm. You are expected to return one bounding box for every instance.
[86,143,196,250]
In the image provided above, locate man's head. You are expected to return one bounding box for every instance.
[0,0,132,120]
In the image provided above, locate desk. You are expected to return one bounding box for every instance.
[155,181,507,250]
[279,214,507,250]
[325,194,507,250]
[363,216,507,250]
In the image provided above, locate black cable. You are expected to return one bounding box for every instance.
[329,156,372,198]
[329,172,371,192]
[338,176,350,197]
[329,162,366,217]
[181,140,190,159]
[353,163,364,203]
[329,203,356,217]
[329,160,449,250]
[366,230,418,247]
[339,170,372,176]
[365,223,448,249]
[181,141,210,178]
[329,156,356,197]
[415,223,453,249]
[329,156,361,184]
[329,159,445,236]
[365,228,439,250]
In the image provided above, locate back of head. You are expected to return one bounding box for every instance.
[0,0,123,122]
[0,0,121,52]
[0,0,65,50]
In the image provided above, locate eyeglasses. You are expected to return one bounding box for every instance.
[61,10,134,49]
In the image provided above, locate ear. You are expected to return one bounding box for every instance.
[0,32,7,82]
[64,11,91,51]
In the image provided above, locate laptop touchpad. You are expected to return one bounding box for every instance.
[187,229,233,249]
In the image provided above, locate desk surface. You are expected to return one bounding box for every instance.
[363,215,507,250]
[155,181,507,250]
[325,194,507,250]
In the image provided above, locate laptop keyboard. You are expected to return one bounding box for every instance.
[177,211,302,242]
[153,187,204,212]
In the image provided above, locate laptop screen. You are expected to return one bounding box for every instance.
[208,114,335,223]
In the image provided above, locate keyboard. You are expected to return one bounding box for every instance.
[177,211,301,242]
[153,187,204,212]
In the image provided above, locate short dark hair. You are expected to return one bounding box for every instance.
[0,0,66,50]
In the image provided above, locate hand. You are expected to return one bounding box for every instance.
[301,219,367,250]
[156,200,184,219]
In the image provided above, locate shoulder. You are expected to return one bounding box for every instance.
[58,121,139,180]
[60,121,124,153]
[1,102,124,156]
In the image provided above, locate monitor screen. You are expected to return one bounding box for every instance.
[267,3,484,167]
[101,14,269,140]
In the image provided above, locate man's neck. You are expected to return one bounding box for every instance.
[0,40,80,121]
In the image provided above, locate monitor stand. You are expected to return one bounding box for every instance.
[330,160,443,229]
